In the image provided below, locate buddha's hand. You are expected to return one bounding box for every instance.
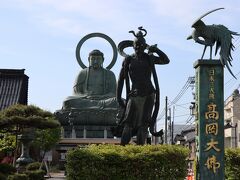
[101,93,115,98]
[86,95,101,100]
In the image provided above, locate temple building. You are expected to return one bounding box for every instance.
[0,69,28,110]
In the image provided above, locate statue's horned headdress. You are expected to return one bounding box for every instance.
[118,26,166,65]
[129,26,147,38]
[129,26,148,46]
[118,26,148,57]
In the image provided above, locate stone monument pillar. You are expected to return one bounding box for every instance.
[194,60,224,180]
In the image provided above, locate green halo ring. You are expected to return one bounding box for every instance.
[76,32,118,70]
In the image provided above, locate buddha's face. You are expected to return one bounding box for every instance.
[89,55,103,69]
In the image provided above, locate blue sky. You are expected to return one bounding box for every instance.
[1,0,240,128]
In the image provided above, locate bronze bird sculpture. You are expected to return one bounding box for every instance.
[187,8,239,79]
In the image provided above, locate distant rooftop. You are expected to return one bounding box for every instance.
[0,69,29,111]
[173,124,195,143]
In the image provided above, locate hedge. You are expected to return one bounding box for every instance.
[7,173,28,180]
[6,170,45,180]
[225,148,240,179]
[26,170,45,180]
[0,172,7,180]
[66,144,189,180]
[26,162,47,174]
[26,162,42,171]
[0,163,16,175]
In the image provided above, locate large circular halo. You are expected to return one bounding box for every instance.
[76,33,117,70]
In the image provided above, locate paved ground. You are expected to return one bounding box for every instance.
[45,171,66,180]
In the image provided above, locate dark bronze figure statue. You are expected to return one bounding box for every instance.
[56,33,120,137]
[187,8,239,79]
[116,27,170,145]
[63,33,119,111]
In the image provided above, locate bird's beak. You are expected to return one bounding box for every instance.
[187,35,193,40]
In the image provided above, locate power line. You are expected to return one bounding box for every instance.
[182,120,195,131]
[234,37,240,47]
[178,115,194,132]
[233,36,240,43]
[224,71,240,98]
[170,77,195,106]
[174,113,190,118]
[175,102,192,110]
[175,102,193,106]
[224,71,240,85]
[157,76,195,122]
[235,43,240,50]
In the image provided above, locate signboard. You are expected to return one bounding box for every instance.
[194,60,224,180]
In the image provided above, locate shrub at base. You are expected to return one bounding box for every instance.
[26,162,47,174]
[66,144,189,180]
[0,172,7,180]
[225,148,240,179]
[0,163,16,175]
[26,170,45,180]
[7,170,45,180]
[7,174,28,180]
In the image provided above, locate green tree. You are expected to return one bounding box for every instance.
[0,104,60,166]
[32,127,61,162]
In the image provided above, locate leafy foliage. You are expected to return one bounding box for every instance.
[7,173,28,180]
[66,144,189,180]
[26,170,45,180]
[26,162,42,171]
[0,163,16,174]
[0,172,6,180]
[0,133,16,153]
[0,104,60,166]
[0,163,45,180]
[225,148,240,179]
[0,104,60,132]
[25,161,47,174]
[32,127,61,155]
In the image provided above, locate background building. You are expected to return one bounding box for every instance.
[0,69,28,110]
[0,69,29,162]
[224,89,240,148]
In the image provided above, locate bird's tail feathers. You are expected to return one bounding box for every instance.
[220,55,237,79]
[215,41,221,56]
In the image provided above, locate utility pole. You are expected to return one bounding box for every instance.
[235,123,238,148]
[165,96,168,144]
[172,105,175,145]
[168,108,171,144]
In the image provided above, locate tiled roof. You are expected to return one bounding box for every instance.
[0,69,28,111]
